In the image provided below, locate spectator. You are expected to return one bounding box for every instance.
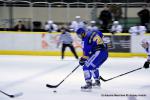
[145,0,149,3]
[69,16,86,32]
[110,21,123,34]
[110,4,122,21]
[87,21,99,31]
[91,4,98,21]
[45,20,58,33]
[137,5,150,28]
[129,24,146,35]
[99,4,112,32]
[14,20,26,31]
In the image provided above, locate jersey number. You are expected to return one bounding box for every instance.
[93,35,103,45]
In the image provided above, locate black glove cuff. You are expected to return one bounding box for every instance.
[143,61,150,69]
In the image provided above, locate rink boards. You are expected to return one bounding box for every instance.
[0,31,149,57]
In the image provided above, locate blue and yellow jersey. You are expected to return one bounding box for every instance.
[81,30,107,58]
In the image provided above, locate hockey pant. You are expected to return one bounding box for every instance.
[82,50,108,82]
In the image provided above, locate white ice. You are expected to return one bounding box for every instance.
[0,55,150,100]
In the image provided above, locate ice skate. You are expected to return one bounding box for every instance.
[92,80,101,88]
[81,81,92,92]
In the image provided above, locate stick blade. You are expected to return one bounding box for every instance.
[46,84,58,88]
[9,92,23,98]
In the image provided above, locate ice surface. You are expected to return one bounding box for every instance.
[0,55,150,100]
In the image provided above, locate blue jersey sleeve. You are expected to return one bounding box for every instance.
[82,42,91,58]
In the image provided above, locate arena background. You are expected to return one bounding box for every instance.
[0,0,149,57]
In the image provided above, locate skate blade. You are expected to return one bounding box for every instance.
[81,88,92,92]
[92,85,101,89]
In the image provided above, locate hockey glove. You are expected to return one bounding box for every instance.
[79,57,87,66]
[143,61,150,69]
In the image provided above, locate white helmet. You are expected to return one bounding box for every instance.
[113,21,119,25]
[48,20,53,24]
[90,21,96,24]
[75,16,81,19]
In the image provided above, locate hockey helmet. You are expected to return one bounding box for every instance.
[75,16,81,19]
[113,21,119,25]
[90,21,96,24]
[48,20,53,24]
[76,28,86,39]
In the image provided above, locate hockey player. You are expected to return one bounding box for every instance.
[76,28,108,90]
[141,39,150,69]
[69,16,86,32]
[129,24,146,35]
[45,20,58,33]
[57,27,78,60]
[87,21,99,31]
[110,21,123,34]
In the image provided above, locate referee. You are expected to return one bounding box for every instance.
[57,27,79,60]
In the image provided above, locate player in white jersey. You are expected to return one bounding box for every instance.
[87,21,99,31]
[141,39,150,69]
[110,21,123,34]
[129,24,146,35]
[45,20,58,33]
[70,16,86,32]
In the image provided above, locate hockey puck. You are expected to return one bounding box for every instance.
[53,90,57,93]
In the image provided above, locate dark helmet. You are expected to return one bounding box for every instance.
[76,28,86,35]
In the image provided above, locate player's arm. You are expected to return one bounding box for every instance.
[141,41,150,69]
[78,40,90,66]
[79,50,89,66]
[57,34,62,48]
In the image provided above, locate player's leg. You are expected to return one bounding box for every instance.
[93,51,108,86]
[81,66,92,90]
[61,44,66,59]
[69,44,78,59]
[91,69,101,87]
[86,50,108,87]
[81,51,101,90]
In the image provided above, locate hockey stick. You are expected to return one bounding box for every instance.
[0,90,23,98]
[100,67,143,82]
[46,65,80,88]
